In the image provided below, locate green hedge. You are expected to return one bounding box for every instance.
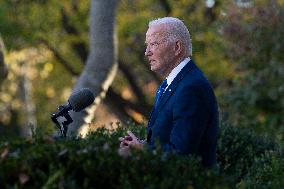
[0,123,283,189]
[218,123,275,179]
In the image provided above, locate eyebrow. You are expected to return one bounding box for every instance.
[145,40,157,45]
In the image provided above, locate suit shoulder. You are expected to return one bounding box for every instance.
[183,67,212,88]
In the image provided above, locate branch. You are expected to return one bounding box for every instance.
[118,60,149,105]
[105,87,148,124]
[104,88,138,125]
[60,8,88,62]
[159,0,172,15]
[107,87,149,117]
[204,1,219,23]
[39,38,80,76]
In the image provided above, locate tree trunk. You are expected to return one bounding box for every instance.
[0,35,8,86]
[18,61,37,137]
[68,0,118,136]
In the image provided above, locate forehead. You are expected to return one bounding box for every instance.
[146,25,167,41]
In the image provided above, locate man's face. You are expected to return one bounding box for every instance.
[145,25,176,76]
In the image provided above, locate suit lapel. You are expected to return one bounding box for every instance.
[148,60,197,127]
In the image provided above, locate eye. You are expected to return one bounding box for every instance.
[150,42,159,47]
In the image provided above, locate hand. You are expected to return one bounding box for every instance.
[118,131,133,157]
[119,135,132,148]
[119,131,144,150]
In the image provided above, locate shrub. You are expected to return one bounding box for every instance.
[0,123,283,188]
[217,122,276,182]
[0,126,227,189]
[237,149,284,189]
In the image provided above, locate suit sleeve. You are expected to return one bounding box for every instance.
[163,84,209,154]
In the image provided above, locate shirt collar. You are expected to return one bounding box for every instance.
[166,57,191,86]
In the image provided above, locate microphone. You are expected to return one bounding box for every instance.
[51,88,95,137]
[52,88,95,118]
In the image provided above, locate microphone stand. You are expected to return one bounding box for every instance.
[51,105,73,138]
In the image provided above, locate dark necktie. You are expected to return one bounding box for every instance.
[154,79,168,109]
[147,79,168,143]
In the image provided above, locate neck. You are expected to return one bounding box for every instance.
[162,56,186,77]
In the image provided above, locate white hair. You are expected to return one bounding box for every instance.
[149,17,192,56]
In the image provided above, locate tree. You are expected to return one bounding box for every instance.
[221,0,284,140]
[0,0,234,136]
[67,0,118,136]
[0,35,8,86]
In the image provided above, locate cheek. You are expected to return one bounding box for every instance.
[153,52,165,64]
[154,49,166,58]
[163,47,175,59]
[159,49,171,61]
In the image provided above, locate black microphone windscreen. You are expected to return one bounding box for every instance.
[68,88,95,112]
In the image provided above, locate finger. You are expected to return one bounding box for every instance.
[125,136,132,141]
[127,131,137,140]
[119,136,132,142]
[120,141,128,148]
[124,140,132,145]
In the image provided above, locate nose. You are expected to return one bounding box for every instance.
[145,45,152,57]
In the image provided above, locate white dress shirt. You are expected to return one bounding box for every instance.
[166,57,191,88]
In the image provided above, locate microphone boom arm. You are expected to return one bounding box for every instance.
[51,105,73,137]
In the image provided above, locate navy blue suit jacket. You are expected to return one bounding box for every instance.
[147,59,219,167]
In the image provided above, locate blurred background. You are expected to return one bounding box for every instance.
[0,0,283,141]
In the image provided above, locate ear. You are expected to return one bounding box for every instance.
[174,40,182,56]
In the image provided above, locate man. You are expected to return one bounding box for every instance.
[119,17,219,168]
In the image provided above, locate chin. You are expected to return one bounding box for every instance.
[150,63,162,74]
[151,68,162,75]
[150,66,158,72]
